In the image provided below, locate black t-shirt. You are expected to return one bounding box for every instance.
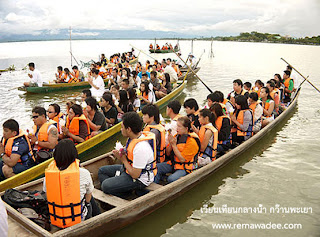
[187,113,201,130]
[92,110,107,131]
[102,106,118,125]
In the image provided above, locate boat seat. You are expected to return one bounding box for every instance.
[92,188,129,207]
[146,183,163,191]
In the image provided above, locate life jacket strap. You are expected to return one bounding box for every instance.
[47,201,82,226]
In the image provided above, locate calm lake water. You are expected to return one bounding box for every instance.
[1,39,320,236]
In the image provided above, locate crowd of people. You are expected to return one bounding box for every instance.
[3,54,297,228]
[149,43,179,51]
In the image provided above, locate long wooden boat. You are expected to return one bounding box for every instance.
[149,48,179,54]
[0,81,186,192]
[2,86,301,236]
[178,67,200,80]
[18,79,110,94]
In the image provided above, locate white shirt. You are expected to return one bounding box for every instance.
[163,66,178,82]
[0,199,8,237]
[90,75,105,98]
[253,102,263,122]
[225,101,235,115]
[30,69,43,87]
[165,116,179,145]
[133,98,140,111]
[132,135,155,186]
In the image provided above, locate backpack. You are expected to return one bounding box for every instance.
[2,189,50,230]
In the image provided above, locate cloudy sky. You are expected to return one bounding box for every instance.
[0,0,319,38]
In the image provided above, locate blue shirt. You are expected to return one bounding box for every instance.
[137,71,150,79]
[10,136,30,164]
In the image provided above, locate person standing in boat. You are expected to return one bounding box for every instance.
[23,62,45,87]
[98,112,157,198]
[230,95,253,145]
[227,79,249,106]
[88,68,105,99]
[282,70,294,103]
[28,106,58,154]
[154,116,200,183]
[0,119,36,180]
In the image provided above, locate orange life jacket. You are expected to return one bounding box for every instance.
[249,102,258,115]
[215,115,231,144]
[156,45,160,50]
[52,112,64,133]
[144,124,166,163]
[125,131,157,178]
[66,115,90,143]
[222,98,234,114]
[149,44,153,49]
[198,124,218,161]
[231,109,253,137]
[45,159,81,228]
[262,99,273,117]
[2,130,35,163]
[167,132,200,173]
[284,78,293,89]
[32,121,56,151]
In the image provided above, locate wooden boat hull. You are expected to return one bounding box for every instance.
[2,88,300,236]
[0,81,186,192]
[149,48,179,54]
[178,67,200,80]
[18,79,110,94]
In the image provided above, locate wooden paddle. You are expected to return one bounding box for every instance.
[167,44,213,94]
[281,58,320,93]
[130,44,157,61]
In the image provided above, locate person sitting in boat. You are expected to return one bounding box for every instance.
[193,109,218,166]
[171,60,182,77]
[88,68,105,99]
[166,58,172,66]
[260,87,275,128]
[150,71,161,94]
[243,82,252,93]
[165,100,182,145]
[142,104,166,163]
[0,119,36,180]
[71,66,84,82]
[155,73,172,99]
[66,101,75,117]
[183,98,201,130]
[282,70,294,103]
[248,92,263,133]
[99,92,118,128]
[107,68,120,89]
[138,81,154,109]
[149,44,154,50]
[253,79,264,97]
[156,44,160,50]
[187,53,197,68]
[95,62,108,79]
[61,68,77,83]
[227,79,249,106]
[161,61,178,86]
[137,67,150,81]
[43,139,99,227]
[207,91,234,115]
[60,104,90,144]
[266,80,280,114]
[100,53,108,67]
[98,112,157,198]
[83,97,107,137]
[210,103,231,152]
[116,90,134,121]
[124,60,132,71]
[23,62,45,87]
[154,116,200,184]
[80,89,92,108]
[28,106,58,155]
[230,95,253,145]
[54,66,63,83]
[47,103,65,134]
[128,88,140,112]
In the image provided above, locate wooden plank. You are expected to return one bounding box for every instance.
[92,189,129,207]
[145,183,163,191]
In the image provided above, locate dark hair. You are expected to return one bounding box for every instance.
[53,139,78,170]
[64,68,71,74]
[96,62,101,67]
[167,58,172,62]
[177,116,191,132]
[28,62,35,68]
[261,87,273,100]
[244,82,252,89]
[57,66,63,71]
[91,68,99,75]
[49,103,60,114]
[82,89,92,97]
[70,104,83,116]
[284,70,291,77]
[274,74,282,81]
[164,73,170,83]
[210,103,224,117]
[255,80,264,87]
[141,73,148,78]
[111,84,120,91]
[233,79,243,87]
[72,65,78,70]
[200,108,215,125]
[102,92,115,106]
[85,97,98,111]
[150,71,157,78]
[122,79,129,85]
[140,81,150,94]
[119,90,129,106]
[66,101,75,109]
[207,91,223,103]
[287,65,293,71]
[183,98,199,111]
[32,106,46,117]
[249,92,259,101]
[3,119,19,134]
[128,88,137,103]
[266,80,275,89]
[142,104,160,124]
[122,112,142,134]
[167,100,181,114]
[235,95,249,110]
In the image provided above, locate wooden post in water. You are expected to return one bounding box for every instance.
[209,37,214,58]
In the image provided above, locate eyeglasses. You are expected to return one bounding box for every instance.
[32,115,39,119]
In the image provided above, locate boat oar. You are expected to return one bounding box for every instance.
[130,44,157,61]
[167,44,213,94]
[194,49,205,69]
[281,58,320,93]
[8,86,20,91]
